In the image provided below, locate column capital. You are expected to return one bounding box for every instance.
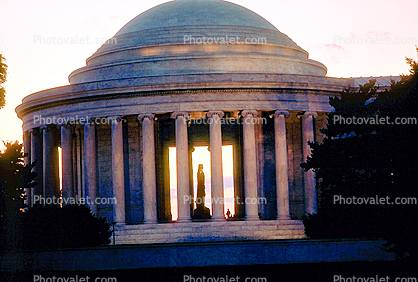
[79,117,96,125]
[171,112,190,119]
[241,110,258,118]
[86,117,94,124]
[28,128,38,135]
[274,110,290,118]
[303,111,318,118]
[207,111,224,118]
[108,116,123,123]
[83,120,96,128]
[60,122,73,127]
[138,113,155,121]
[40,125,52,132]
[57,123,74,131]
[74,123,84,131]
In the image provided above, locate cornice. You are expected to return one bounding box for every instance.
[16,83,346,119]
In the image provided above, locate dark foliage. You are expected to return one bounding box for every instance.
[0,141,111,251]
[302,48,418,261]
[1,204,112,251]
[0,141,35,214]
[0,54,7,109]
[21,204,112,250]
[0,141,35,251]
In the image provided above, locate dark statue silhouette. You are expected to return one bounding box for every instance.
[192,164,211,219]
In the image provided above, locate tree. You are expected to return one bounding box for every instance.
[301,48,418,261]
[0,141,35,251]
[0,54,7,109]
[0,141,112,251]
[0,141,35,214]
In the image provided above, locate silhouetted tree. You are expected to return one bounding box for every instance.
[302,48,418,262]
[0,141,35,251]
[0,142,111,251]
[0,54,7,109]
[22,204,112,250]
[0,141,35,213]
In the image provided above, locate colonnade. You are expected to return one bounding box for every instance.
[24,110,318,222]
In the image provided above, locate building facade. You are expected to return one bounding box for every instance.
[16,0,394,244]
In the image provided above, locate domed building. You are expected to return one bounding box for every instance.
[17,0,353,244]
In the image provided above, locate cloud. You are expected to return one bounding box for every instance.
[335,31,395,46]
[308,43,350,67]
[323,43,346,52]
[365,31,391,38]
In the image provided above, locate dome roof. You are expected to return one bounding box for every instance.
[116,0,278,34]
[69,0,327,85]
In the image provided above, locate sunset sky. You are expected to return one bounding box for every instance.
[0,0,417,148]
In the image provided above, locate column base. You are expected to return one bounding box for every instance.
[176,218,192,223]
[278,215,291,220]
[143,220,158,224]
[245,215,260,221]
[211,217,226,222]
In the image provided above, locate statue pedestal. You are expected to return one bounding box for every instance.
[192,205,212,219]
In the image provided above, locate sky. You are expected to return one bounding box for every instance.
[0,0,417,149]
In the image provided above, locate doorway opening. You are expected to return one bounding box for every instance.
[168,145,235,221]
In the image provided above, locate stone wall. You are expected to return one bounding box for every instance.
[96,124,113,221]
[287,113,305,219]
[115,220,305,244]
[125,116,143,224]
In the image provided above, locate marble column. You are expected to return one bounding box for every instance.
[23,130,31,206]
[301,111,318,214]
[84,122,97,214]
[111,116,125,224]
[241,110,259,220]
[61,124,74,200]
[138,114,157,224]
[75,126,83,199]
[24,130,31,166]
[30,128,43,200]
[171,112,191,222]
[42,125,59,199]
[207,111,225,221]
[23,130,32,207]
[274,111,291,220]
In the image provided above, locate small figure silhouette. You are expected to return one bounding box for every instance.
[226,209,232,219]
